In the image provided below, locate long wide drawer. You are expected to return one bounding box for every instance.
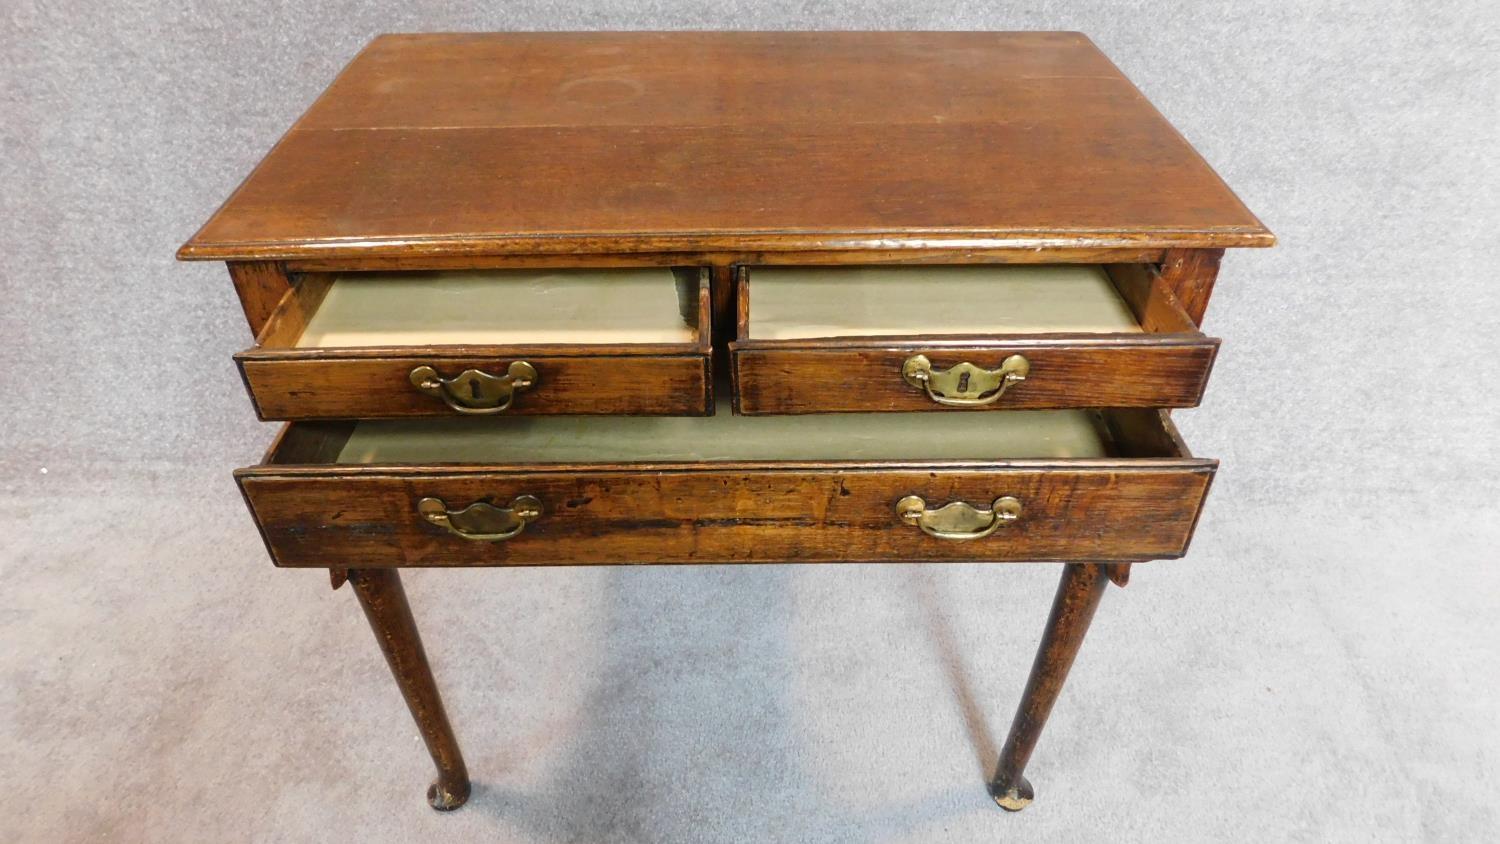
[236,407,1215,567]
[730,263,1218,413]
[237,267,713,419]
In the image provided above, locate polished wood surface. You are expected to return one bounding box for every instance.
[279,246,1175,273]
[733,342,1216,413]
[227,261,294,336]
[179,32,1271,262]
[731,263,1218,413]
[240,353,712,419]
[238,271,713,419]
[990,562,1110,810]
[348,569,470,810]
[235,408,1214,567]
[185,31,1272,814]
[1158,248,1225,326]
[241,464,1213,567]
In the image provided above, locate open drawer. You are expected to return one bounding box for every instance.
[729,264,1218,414]
[236,267,713,419]
[236,405,1215,567]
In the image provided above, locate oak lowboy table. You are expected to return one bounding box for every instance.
[180,32,1271,812]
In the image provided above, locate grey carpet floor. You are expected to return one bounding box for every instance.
[4,473,1496,842]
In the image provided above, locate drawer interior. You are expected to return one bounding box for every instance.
[257,267,703,349]
[263,403,1189,465]
[740,264,1195,340]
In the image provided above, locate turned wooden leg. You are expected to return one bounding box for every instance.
[348,568,470,811]
[990,563,1109,811]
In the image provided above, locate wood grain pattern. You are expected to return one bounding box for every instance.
[732,341,1217,413]
[226,262,293,337]
[990,562,1109,810]
[179,33,1271,262]
[194,33,1265,815]
[237,271,712,419]
[730,260,1219,413]
[259,420,354,464]
[254,272,334,347]
[1103,263,1197,334]
[291,32,1178,130]
[347,569,470,810]
[281,247,1173,274]
[237,408,1213,567]
[1101,409,1194,459]
[239,353,712,419]
[1158,248,1224,326]
[733,265,750,341]
[239,463,1215,568]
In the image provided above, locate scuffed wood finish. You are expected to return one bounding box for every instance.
[259,419,352,465]
[236,407,1215,568]
[733,265,750,343]
[990,562,1110,810]
[240,465,1213,567]
[710,264,737,380]
[731,263,1219,413]
[240,353,712,419]
[1104,263,1197,334]
[186,32,1272,814]
[281,32,1231,135]
[178,33,1272,263]
[348,569,470,810]
[282,246,1174,274]
[237,271,713,419]
[227,262,293,337]
[734,341,1217,413]
[1158,248,1224,326]
[253,272,334,348]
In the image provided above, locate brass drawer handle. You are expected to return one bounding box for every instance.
[896,495,1022,541]
[901,354,1029,407]
[417,495,543,542]
[409,362,537,414]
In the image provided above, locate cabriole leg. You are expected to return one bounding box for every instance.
[348,568,471,811]
[990,563,1109,811]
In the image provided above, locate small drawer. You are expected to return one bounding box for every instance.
[236,267,713,419]
[729,264,1219,413]
[236,405,1215,567]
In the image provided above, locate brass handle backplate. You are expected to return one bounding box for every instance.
[901,354,1029,407]
[417,495,543,542]
[409,362,537,414]
[896,495,1022,541]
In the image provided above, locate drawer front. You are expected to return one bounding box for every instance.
[731,340,1217,414]
[239,352,713,419]
[730,263,1220,414]
[237,266,713,419]
[238,464,1214,567]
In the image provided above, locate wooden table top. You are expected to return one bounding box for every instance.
[179,32,1272,262]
